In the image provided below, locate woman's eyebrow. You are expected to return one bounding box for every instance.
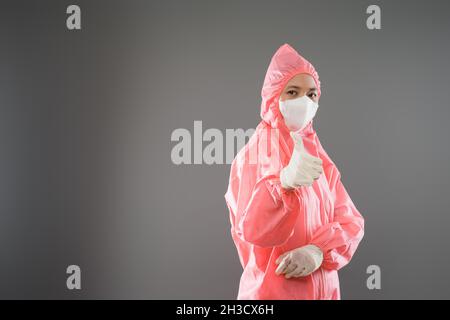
[285,85,317,91]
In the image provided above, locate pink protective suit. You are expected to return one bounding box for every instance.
[224,43,364,300]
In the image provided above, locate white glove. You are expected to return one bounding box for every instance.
[275,245,324,279]
[280,131,323,189]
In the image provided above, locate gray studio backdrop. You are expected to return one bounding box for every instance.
[1,0,449,299]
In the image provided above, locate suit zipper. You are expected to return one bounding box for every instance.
[302,187,317,299]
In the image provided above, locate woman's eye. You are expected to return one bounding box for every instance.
[308,92,318,99]
[287,90,297,96]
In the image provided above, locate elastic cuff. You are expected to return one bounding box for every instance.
[308,242,326,263]
[280,168,294,191]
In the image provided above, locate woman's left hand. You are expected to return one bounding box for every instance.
[275,245,324,278]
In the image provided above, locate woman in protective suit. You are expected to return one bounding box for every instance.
[224,43,364,300]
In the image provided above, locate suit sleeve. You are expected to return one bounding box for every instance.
[225,160,302,248]
[309,164,365,270]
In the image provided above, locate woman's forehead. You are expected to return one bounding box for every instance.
[286,73,317,89]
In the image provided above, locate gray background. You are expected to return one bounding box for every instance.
[0,0,449,299]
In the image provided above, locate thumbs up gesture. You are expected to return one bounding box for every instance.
[280,132,323,189]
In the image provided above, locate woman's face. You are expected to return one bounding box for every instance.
[279,73,319,103]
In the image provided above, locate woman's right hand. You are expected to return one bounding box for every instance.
[280,132,323,189]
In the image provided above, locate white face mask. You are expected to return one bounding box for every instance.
[278,95,319,131]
